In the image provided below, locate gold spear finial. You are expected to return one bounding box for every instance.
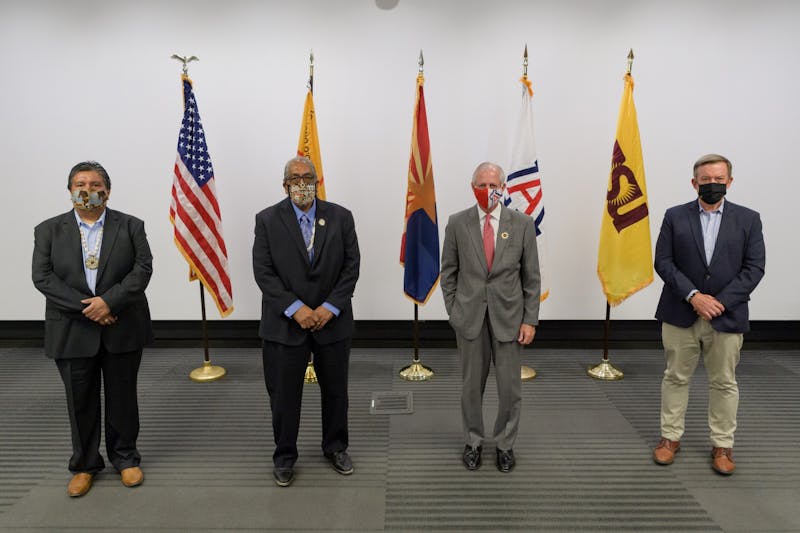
[523,44,529,79]
[171,54,199,76]
[627,48,634,75]
[418,49,424,73]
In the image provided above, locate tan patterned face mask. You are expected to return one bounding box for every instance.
[288,183,316,207]
[71,189,107,210]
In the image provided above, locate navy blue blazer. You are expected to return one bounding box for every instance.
[252,198,360,346]
[654,199,765,333]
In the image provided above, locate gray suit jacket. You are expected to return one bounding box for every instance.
[32,208,154,359]
[441,204,540,342]
[252,198,360,346]
[654,199,765,333]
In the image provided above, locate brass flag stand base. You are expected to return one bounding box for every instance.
[190,361,227,382]
[587,360,623,380]
[588,302,624,381]
[189,283,226,383]
[400,360,434,381]
[521,365,537,381]
[399,304,434,381]
[304,360,318,383]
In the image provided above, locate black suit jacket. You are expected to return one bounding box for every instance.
[32,208,154,359]
[252,198,360,346]
[654,200,765,333]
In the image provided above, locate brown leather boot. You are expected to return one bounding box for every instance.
[653,438,680,465]
[711,447,735,475]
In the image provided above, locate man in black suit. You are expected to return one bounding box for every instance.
[652,154,765,475]
[252,156,360,487]
[32,161,153,497]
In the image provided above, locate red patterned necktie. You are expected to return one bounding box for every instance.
[483,213,494,271]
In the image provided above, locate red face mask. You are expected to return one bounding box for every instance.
[472,186,503,212]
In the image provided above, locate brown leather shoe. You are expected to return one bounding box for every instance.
[67,473,93,497]
[711,447,735,475]
[120,466,144,487]
[653,438,680,465]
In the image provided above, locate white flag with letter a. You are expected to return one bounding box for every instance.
[505,77,549,301]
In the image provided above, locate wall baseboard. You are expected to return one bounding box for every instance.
[1,320,797,350]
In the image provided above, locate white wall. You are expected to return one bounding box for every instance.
[3,0,797,321]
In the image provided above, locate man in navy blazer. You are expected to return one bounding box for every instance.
[652,154,765,475]
[252,156,360,487]
[32,161,153,497]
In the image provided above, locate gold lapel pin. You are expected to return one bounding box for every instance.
[318,218,326,226]
[501,232,509,239]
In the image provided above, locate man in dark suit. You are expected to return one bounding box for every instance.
[252,156,360,487]
[652,154,765,475]
[32,161,153,497]
[441,162,540,473]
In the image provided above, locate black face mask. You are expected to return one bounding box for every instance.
[698,182,726,204]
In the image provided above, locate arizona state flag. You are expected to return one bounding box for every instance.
[297,80,327,200]
[597,73,653,305]
[400,73,440,304]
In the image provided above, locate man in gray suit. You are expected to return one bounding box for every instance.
[652,154,765,475]
[253,156,360,487]
[32,161,153,497]
[441,161,540,473]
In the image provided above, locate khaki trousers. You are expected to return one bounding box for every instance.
[660,320,743,448]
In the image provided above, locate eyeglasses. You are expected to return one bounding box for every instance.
[284,174,316,186]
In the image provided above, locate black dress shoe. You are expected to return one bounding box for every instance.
[496,448,515,473]
[325,451,354,475]
[273,467,295,487]
[463,445,482,470]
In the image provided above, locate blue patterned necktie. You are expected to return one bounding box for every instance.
[300,215,314,262]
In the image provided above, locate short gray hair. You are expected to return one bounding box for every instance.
[471,161,506,186]
[693,154,732,177]
[283,156,317,182]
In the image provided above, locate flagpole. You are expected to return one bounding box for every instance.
[399,303,434,381]
[303,49,319,385]
[171,54,227,383]
[519,44,537,382]
[189,281,227,382]
[399,50,434,382]
[588,49,636,382]
[587,302,623,380]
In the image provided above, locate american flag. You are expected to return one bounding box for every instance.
[170,76,233,317]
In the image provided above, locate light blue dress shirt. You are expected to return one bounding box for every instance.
[699,198,724,264]
[74,209,107,295]
[686,199,724,301]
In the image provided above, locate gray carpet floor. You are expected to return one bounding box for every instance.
[1,346,798,532]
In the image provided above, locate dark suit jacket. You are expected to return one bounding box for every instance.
[252,198,360,346]
[441,205,540,342]
[32,208,154,359]
[654,200,765,333]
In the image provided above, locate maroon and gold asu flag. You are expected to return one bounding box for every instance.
[170,75,234,317]
[597,73,653,305]
[400,72,440,304]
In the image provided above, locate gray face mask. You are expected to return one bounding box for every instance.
[288,183,316,206]
[71,190,107,210]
